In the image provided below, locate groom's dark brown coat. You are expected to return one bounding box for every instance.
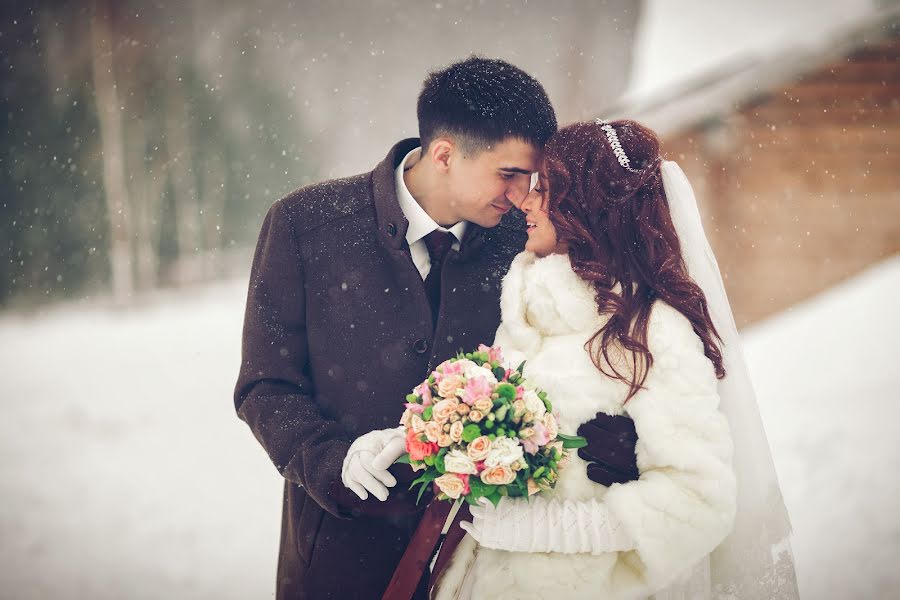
[235,139,526,599]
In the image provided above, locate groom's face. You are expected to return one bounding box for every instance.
[448,137,539,228]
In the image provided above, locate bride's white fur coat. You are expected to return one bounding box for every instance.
[432,252,736,600]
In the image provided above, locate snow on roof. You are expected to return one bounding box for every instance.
[607,0,896,136]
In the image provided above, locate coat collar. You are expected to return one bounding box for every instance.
[372,138,490,261]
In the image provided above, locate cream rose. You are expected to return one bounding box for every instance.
[484,437,524,467]
[449,420,464,443]
[399,409,412,427]
[466,436,492,462]
[432,399,459,424]
[424,421,442,443]
[523,390,546,419]
[437,375,464,399]
[438,433,453,447]
[410,414,426,434]
[542,413,559,439]
[467,410,483,423]
[435,473,467,499]
[444,449,477,474]
[473,396,494,414]
[511,399,526,419]
[480,464,516,486]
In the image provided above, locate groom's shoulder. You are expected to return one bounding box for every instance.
[275,171,374,234]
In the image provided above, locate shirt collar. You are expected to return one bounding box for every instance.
[395,147,467,246]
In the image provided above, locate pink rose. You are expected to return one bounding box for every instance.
[406,429,438,461]
[404,402,425,414]
[480,465,516,486]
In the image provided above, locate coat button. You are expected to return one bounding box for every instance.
[413,339,429,354]
[387,222,397,237]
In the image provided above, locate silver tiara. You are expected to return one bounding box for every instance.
[595,118,640,173]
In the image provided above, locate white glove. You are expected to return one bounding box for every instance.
[341,427,406,501]
[460,496,632,554]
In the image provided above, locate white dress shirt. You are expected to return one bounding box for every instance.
[395,148,468,280]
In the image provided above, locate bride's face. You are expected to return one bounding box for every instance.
[521,177,565,257]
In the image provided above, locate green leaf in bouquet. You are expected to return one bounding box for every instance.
[464,493,480,506]
[516,360,527,374]
[493,404,509,422]
[416,479,434,505]
[495,383,516,402]
[422,405,434,421]
[409,470,437,490]
[461,424,482,443]
[469,477,496,499]
[557,433,588,449]
[424,455,435,466]
[485,491,503,508]
[543,398,553,413]
[498,485,509,497]
[435,448,448,474]
[492,366,506,381]
[393,454,411,465]
[532,466,546,479]
[406,393,419,403]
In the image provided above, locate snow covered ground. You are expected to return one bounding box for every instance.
[1,254,898,599]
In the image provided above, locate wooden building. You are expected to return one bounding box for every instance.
[616,11,899,326]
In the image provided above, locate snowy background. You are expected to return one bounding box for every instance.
[2,0,898,598]
[2,255,898,599]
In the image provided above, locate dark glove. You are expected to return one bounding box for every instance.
[576,411,640,487]
[329,462,433,519]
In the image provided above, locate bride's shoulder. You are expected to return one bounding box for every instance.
[646,301,705,358]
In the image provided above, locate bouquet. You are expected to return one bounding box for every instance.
[395,344,586,507]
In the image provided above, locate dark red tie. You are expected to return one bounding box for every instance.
[423,230,453,327]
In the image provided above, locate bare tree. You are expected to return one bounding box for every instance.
[90,0,134,301]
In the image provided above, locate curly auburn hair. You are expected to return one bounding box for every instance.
[542,119,725,400]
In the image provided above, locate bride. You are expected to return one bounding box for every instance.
[430,119,798,599]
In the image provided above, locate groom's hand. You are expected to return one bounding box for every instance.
[576,412,640,486]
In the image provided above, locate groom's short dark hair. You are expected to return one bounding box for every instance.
[417,56,557,156]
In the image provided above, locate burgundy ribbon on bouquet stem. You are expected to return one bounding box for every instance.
[382,498,472,600]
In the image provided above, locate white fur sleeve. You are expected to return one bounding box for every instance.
[599,303,737,589]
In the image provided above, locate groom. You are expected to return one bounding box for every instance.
[235,56,641,600]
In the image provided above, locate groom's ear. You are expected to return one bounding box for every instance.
[428,138,454,174]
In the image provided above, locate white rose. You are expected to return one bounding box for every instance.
[484,436,524,467]
[523,390,546,420]
[444,449,477,474]
[463,364,498,386]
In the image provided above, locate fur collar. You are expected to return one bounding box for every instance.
[499,251,607,350]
